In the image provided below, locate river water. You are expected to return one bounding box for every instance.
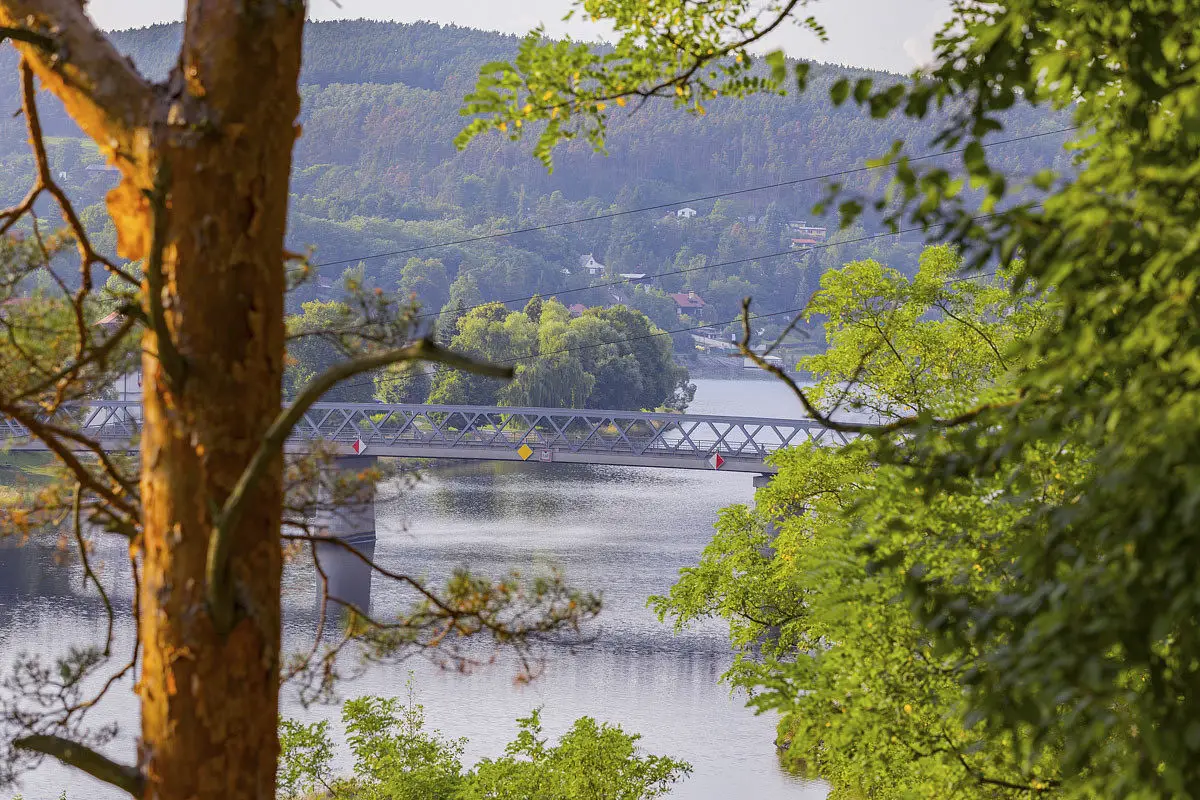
[0,378,827,800]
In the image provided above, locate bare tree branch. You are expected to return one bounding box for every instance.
[70,486,115,656]
[737,298,1020,435]
[13,735,142,797]
[935,300,1010,369]
[16,61,138,287]
[0,401,139,520]
[207,339,514,634]
[0,25,52,50]
[583,0,807,107]
[12,315,139,404]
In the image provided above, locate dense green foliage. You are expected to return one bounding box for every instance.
[0,20,1066,347]
[478,0,1200,796]
[655,246,1074,797]
[282,275,691,409]
[278,688,690,799]
[427,297,693,410]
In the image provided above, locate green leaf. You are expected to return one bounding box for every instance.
[794,62,811,92]
[963,140,988,176]
[478,61,516,75]
[830,78,850,106]
[765,49,787,85]
[853,78,873,104]
[838,200,863,228]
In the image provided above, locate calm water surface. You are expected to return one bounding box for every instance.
[1,378,827,799]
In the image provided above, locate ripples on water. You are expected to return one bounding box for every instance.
[1,379,827,799]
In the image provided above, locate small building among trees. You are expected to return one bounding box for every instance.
[579,253,606,276]
[670,291,707,318]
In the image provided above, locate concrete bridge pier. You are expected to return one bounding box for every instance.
[312,455,378,617]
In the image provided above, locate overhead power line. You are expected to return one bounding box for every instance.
[311,126,1076,269]
[413,209,1014,323]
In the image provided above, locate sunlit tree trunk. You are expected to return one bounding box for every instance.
[1,2,305,798]
[134,8,304,800]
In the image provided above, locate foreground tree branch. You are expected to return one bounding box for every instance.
[737,299,1019,435]
[207,339,514,633]
[0,25,51,49]
[16,61,137,287]
[0,1,153,178]
[13,735,142,797]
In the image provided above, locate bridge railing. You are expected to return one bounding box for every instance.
[1,401,856,461]
[0,401,143,446]
[291,403,853,459]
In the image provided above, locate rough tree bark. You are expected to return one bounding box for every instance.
[1,2,305,798]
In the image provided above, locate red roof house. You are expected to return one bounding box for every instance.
[670,291,706,310]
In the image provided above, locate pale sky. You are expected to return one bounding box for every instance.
[87,0,949,74]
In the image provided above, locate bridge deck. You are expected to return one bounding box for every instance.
[1,401,854,474]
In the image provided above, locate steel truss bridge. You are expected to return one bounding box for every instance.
[0,401,855,474]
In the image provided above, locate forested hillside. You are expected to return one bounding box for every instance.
[0,19,1068,344]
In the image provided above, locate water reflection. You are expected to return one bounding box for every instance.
[2,380,829,800]
[313,534,377,617]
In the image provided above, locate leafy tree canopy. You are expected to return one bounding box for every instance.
[655,245,1073,797]
[278,687,691,800]
[487,0,1200,794]
[430,298,694,410]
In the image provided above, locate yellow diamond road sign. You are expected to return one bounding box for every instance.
[517,443,534,461]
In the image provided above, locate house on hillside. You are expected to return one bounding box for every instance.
[670,291,706,318]
[568,303,588,317]
[790,237,822,250]
[579,253,606,277]
[675,207,698,219]
[787,220,827,241]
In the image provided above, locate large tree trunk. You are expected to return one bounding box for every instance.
[136,7,304,800]
[1,2,306,798]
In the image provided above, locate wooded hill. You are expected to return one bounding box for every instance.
[0,19,1067,338]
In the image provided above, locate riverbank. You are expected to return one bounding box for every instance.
[680,354,812,382]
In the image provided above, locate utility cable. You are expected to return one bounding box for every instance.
[409,209,1013,324]
[310,126,1076,269]
[330,205,1019,393]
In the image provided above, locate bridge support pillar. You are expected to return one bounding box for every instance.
[312,455,378,616]
[315,455,378,539]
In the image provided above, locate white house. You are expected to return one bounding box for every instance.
[787,220,827,240]
[675,207,698,219]
[579,253,606,277]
